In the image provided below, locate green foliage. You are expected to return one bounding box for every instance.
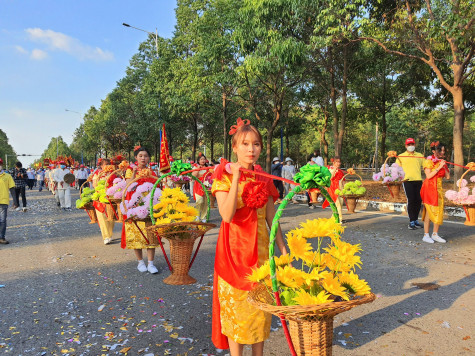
[0,129,17,169]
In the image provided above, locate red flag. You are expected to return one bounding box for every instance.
[159,124,170,172]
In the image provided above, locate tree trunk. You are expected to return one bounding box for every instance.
[321,110,329,164]
[211,135,215,162]
[265,127,274,173]
[192,114,198,162]
[329,46,339,156]
[452,87,464,184]
[223,91,228,160]
[381,75,387,163]
[285,128,290,157]
[336,44,349,156]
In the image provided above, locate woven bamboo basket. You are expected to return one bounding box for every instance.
[79,181,97,224]
[121,174,159,245]
[249,285,376,356]
[338,172,365,214]
[147,222,216,285]
[382,156,403,198]
[148,167,214,285]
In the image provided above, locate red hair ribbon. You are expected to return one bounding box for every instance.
[430,141,440,148]
[229,118,250,135]
[134,145,142,151]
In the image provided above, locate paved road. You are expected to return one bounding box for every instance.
[0,189,473,355]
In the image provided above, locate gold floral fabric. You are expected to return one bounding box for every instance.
[124,221,158,249]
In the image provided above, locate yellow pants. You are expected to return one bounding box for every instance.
[195,195,208,221]
[96,211,114,240]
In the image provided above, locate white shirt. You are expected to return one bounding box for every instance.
[281,164,296,180]
[75,169,88,179]
[53,168,71,189]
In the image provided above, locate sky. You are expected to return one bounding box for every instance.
[0,0,177,167]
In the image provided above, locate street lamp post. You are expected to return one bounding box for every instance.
[122,23,159,58]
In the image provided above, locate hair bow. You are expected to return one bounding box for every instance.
[134,145,142,151]
[430,141,440,149]
[229,118,250,135]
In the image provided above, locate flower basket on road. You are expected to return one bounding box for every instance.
[77,181,97,224]
[373,152,405,199]
[444,163,475,226]
[337,170,366,214]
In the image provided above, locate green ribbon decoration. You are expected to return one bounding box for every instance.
[293,163,331,189]
[170,160,192,175]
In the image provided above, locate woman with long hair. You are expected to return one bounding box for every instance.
[211,119,288,356]
[420,141,450,243]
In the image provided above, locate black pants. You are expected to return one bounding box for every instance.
[273,180,284,199]
[403,180,422,222]
[77,179,88,190]
[15,186,27,208]
[27,179,35,190]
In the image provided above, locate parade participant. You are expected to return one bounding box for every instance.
[312,149,324,166]
[53,161,72,211]
[26,168,35,190]
[123,147,159,274]
[322,157,345,222]
[420,141,450,243]
[211,120,288,356]
[271,157,284,203]
[0,159,16,244]
[192,155,210,222]
[12,162,28,212]
[75,164,89,190]
[306,154,319,209]
[281,157,296,197]
[92,159,115,245]
[399,138,425,230]
[36,169,45,192]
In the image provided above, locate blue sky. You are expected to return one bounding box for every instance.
[0,0,177,167]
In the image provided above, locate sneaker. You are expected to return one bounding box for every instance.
[201,219,207,223]
[22,207,27,212]
[137,260,147,272]
[147,263,159,274]
[15,207,21,212]
[0,238,9,244]
[422,234,434,244]
[413,221,424,229]
[103,238,112,245]
[431,233,446,243]
[308,205,316,209]
[57,202,61,207]
[408,222,416,230]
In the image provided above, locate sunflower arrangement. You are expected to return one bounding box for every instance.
[248,217,371,306]
[153,187,199,226]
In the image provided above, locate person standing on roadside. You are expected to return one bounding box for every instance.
[12,162,28,212]
[281,157,296,197]
[312,150,324,166]
[399,138,425,230]
[271,157,284,203]
[0,158,16,244]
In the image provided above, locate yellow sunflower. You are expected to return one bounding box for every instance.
[322,274,349,300]
[153,209,166,218]
[276,265,306,288]
[287,232,312,261]
[324,241,362,271]
[155,217,172,225]
[339,272,371,296]
[273,254,294,266]
[293,290,332,306]
[247,262,270,282]
[168,212,187,221]
[299,218,344,239]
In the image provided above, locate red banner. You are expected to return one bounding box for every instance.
[159,124,170,172]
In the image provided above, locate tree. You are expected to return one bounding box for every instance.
[362,0,475,180]
[0,129,17,169]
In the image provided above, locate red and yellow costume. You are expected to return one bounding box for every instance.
[120,167,158,249]
[193,169,212,221]
[420,157,448,225]
[211,162,278,349]
[322,166,344,210]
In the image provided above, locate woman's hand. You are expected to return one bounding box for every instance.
[229,162,241,178]
[438,160,446,170]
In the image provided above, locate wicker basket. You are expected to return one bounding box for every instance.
[147,222,216,285]
[338,172,365,214]
[248,284,376,355]
[79,181,97,224]
[382,156,403,199]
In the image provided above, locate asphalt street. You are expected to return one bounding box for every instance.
[0,188,473,356]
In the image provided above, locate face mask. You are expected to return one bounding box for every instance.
[286,161,291,165]
[60,165,65,169]
[407,146,416,152]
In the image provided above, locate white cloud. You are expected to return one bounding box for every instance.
[30,48,48,60]
[25,28,114,61]
[15,45,28,54]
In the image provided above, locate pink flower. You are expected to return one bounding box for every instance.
[383,176,392,184]
[457,179,468,188]
[372,173,381,181]
[445,190,458,201]
[470,175,475,183]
